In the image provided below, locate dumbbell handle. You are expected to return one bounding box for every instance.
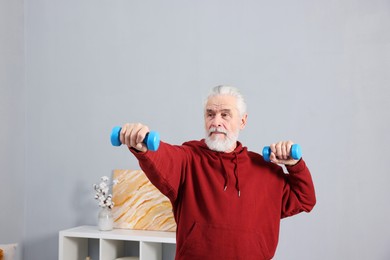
[110,126,160,151]
[262,144,302,162]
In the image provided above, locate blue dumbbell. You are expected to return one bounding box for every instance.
[262,144,302,162]
[110,126,160,151]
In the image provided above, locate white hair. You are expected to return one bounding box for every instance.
[205,85,247,116]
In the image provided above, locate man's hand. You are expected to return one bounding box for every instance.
[119,123,150,152]
[269,141,299,166]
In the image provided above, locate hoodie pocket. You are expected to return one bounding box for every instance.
[178,222,271,260]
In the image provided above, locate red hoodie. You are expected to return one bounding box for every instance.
[131,140,316,260]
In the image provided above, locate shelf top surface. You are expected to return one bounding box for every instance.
[60,225,176,243]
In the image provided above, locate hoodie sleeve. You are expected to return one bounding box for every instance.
[280,159,316,218]
[129,141,188,204]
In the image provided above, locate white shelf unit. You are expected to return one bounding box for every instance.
[59,225,176,260]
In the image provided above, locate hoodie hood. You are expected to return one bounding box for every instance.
[183,139,246,197]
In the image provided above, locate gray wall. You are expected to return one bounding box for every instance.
[0,0,24,259]
[2,0,390,259]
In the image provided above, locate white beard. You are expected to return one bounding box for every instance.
[205,127,239,152]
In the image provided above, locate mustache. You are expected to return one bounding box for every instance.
[208,127,227,135]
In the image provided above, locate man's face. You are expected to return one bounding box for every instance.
[204,95,247,153]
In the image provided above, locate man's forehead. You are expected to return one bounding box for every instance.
[206,102,233,109]
[206,95,237,110]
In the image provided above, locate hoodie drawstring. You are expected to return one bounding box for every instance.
[219,153,241,197]
[219,155,229,192]
[234,153,241,197]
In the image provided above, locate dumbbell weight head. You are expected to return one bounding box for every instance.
[110,126,122,146]
[110,126,160,151]
[262,144,302,162]
[262,146,272,162]
[290,143,302,160]
[144,131,160,151]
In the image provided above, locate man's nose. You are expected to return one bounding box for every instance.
[211,115,223,127]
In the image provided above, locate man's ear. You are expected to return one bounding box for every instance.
[240,114,248,130]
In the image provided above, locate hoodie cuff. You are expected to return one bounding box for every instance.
[285,158,306,174]
[129,146,149,155]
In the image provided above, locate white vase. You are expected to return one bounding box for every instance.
[98,207,113,231]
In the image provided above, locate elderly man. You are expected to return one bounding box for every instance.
[120,85,316,260]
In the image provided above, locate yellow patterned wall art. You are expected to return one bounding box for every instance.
[112,169,176,232]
